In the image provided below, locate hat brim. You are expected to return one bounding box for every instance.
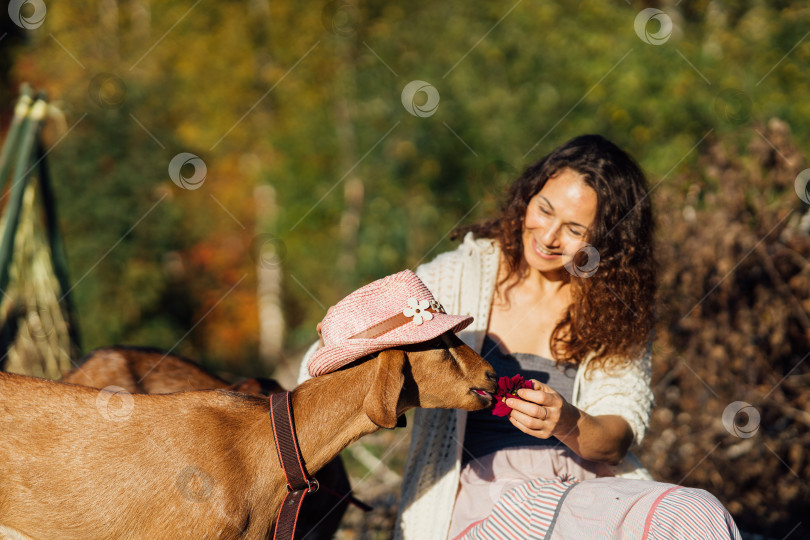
[307,313,473,377]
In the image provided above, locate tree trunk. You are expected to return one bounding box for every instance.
[254,185,284,368]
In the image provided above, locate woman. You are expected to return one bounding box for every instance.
[390,134,656,539]
[299,135,737,538]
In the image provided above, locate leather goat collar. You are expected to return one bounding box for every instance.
[270,392,318,540]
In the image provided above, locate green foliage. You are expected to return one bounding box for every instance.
[5,0,807,361]
[48,91,199,351]
[2,1,805,344]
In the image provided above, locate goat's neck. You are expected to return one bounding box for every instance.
[288,363,381,474]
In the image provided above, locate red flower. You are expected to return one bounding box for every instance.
[492,374,533,417]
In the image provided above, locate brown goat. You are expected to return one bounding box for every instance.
[0,332,496,539]
[60,346,346,540]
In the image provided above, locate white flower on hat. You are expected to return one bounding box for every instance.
[403,297,433,325]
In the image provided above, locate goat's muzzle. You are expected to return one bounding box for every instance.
[469,371,497,405]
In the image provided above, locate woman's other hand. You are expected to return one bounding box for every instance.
[506,379,633,465]
[505,380,576,439]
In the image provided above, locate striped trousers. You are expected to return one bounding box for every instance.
[455,475,742,540]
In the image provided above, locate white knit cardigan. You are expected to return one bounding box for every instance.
[298,233,654,540]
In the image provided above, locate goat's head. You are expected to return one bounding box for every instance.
[362,332,497,428]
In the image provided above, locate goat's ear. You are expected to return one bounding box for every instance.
[363,349,406,429]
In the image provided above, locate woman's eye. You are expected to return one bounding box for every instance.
[538,206,552,215]
[569,227,584,237]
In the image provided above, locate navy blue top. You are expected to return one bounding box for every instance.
[462,335,578,465]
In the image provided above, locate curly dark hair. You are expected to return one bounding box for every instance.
[453,134,656,374]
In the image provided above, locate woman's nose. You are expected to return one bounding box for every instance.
[540,222,561,246]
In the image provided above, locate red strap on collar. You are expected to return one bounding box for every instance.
[270,391,318,540]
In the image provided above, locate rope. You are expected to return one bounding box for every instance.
[0,86,79,376]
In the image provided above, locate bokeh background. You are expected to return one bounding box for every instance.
[1,0,808,537]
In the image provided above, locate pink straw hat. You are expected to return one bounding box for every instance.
[307,270,474,377]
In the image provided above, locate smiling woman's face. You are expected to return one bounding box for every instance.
[522,167,598,276]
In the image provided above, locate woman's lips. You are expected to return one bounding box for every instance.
[532,238,560,260]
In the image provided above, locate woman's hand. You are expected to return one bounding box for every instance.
[505,380,577,440]
[505,379,634,465]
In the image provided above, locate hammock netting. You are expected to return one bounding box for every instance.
[0,86,79,378]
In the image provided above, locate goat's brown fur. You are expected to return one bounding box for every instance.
[0,332,496,539]
[61,346,284,396]
[60,346,344,540]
